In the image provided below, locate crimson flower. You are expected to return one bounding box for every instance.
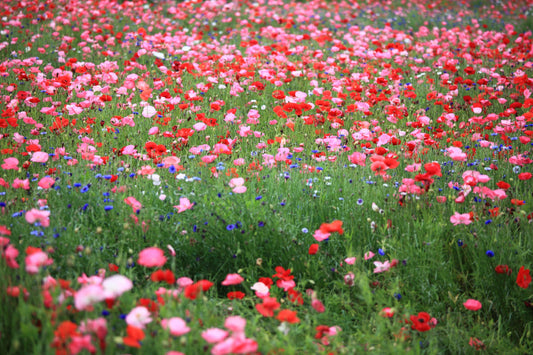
[517,266,531,289]
[409,312,434,332]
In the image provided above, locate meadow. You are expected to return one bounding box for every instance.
[0,0,532,353]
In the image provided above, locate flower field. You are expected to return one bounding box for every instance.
[1,0,533,353]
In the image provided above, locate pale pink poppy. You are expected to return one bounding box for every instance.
[229,178,247,194]
[202,328,229,344]
[250,282,269,298]
[102,275,133,299]
[142,105,157,118]
[224,316,246,334]
[364,251,375,260]
[125,306,152,329]
[177,277,194,288]
[373,260,391,273]
[233,158,245,166]
[31,151,49,163]
[174,197,193,213]
[138,247,167,267]
[74,284,106,310]
[450,212,472,226]
[221,273,244,286]
[313,229,330,242]
[193,122,207,131]
[161,317,191,336]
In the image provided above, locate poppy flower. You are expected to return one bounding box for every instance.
[517,266,531,289]
[308,243,319,255]
[138,247,167,268]
[463,299,482,311]
[276,309,300,324]
[409,312,434,332]
[227,291,245,300]
[256,297,281,317]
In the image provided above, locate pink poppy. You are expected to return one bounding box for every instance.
[25,250,53,274]
[125,306,153,329]
[463,299,482,311]
[138,247,167,267]
[25,209,50,227]
[38,177,55,189]
[74,284,106,311]
[202,328,229,344]
[450,212,472,226]
[174,197,193,213]
[124,196,142,212]
[161,317,191,336]
[2,157,19,170]
[12,178,30,190]
[31,151,49,163]
[102,275,133,299]
[221,273,244,286]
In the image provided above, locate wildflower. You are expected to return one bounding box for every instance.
[517,266,531,289]
[221,273,244,286]
[463,299,482,311]
[276,309,300,324]
[202,328,229,343]
[495,265,512,275]
[256,297,281,317]
[409,312,436,332]
[161,317,190,336]
[308,244,319,255]
[138,247,167,267]
[469,337,486,351]
[227,291,245,300]
[125,306,152,329]
[123,325,145,348]
[173,197,193,213]
[450,212,472,226]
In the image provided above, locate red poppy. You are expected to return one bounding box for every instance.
[518,172,532,181]
[227,291,245,300]
[276,309,300,323]
[409,312,433,332]
[123,325,145,348]
[151,270,176,285]
[319,220,344,235]
[308,243,319,255]
[495,265,511,275]
[256,297,280,317]
[287,289,304,305]
[517,266,531,289]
